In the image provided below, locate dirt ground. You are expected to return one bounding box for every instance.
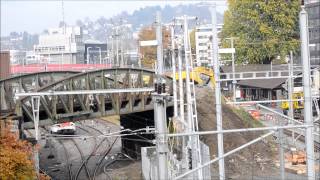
[196,87,280,179]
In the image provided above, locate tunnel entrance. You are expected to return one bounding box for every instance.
[120,106,173,159]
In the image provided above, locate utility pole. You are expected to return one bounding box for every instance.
[299,4,315,180]
[171,26,178,117]
[279,119,285,180]
[111,35,114,67]
[231,38,236,103]
[31,96,40,178]
[115,27,119,67]
[120,31,124,67]
[178,45,184,123]
[61,0,66,34]
[211,4,225,180]
[153,11,168,180]
[183,15,193,142]
[97,47,102,64]
[226,37,237,103]
[288,51,295,140]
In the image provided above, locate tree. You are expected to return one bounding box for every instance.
[0,128,35,179]
[189,29,196,54]
[220,0,300,64]
[138,26,170,69]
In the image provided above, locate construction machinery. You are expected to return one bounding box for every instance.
[168,66,215,87]
[281,91,304,119]
[281,90,320,120]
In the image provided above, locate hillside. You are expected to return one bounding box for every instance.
[196,87,279,179]
[80,3,224,41]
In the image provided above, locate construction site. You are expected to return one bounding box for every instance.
[1,1,320,180]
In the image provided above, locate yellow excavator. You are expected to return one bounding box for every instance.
[168,66,215,87]
[281,91,304,118]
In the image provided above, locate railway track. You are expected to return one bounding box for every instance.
[283,128,320,152]
[75,121,112,180]
[58,138,73,180]
[40,126,73,180]
[42,126,95,180]
[93,137,119,180]
[36,119,122,180]
[72,137,93,180]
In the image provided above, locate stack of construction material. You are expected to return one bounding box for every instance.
[281,148,307,174]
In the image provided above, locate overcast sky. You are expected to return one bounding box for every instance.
[1,0,227,36]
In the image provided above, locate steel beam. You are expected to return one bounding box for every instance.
[300,6,315,180]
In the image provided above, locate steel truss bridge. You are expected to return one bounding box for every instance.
[0,68,173,128]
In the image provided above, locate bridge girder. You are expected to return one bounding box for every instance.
[15,68,172,127]
[0,71,78,112]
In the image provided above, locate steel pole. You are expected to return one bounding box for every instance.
[154,11,168,180]
[288,51,295,140]
[178,46,185,122]
[211,4,225,180]
[231,38,237,104]
[183,15,192,135]
[111,36,114,67]
[116,28,119,67]
[183,16,196,177]
[171,26,178,117]
[279,122,285,180]
[299,6,315,180]
[31,96,40,178]
[98,47,102,64]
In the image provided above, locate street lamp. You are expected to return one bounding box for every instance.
[86,47,92,64]
[96,47,102,64]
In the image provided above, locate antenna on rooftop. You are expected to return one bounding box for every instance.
[61,0,66,34]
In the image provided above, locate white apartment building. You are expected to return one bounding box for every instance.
[9,50,26,65]
[195,24,223,66]
[25,51,41,64]
[34,26,84,64]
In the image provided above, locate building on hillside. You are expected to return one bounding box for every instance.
[84,41,108,64]
[195,24,223,67]
[306,1,320,66]
[34,26,85,64]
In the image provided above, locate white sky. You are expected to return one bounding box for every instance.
[1,0,227,36]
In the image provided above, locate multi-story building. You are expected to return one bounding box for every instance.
[25,51,41,65]
[34,26,85,64]
[9,50,26,65]
[195,24,223,66]
[306,0,320,65]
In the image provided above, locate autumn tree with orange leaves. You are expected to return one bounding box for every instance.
[0,128,35,179]
[138,26,170,69]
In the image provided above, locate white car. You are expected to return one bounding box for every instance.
[50,122,76,135]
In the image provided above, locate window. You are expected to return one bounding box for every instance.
[198,35,208,39]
